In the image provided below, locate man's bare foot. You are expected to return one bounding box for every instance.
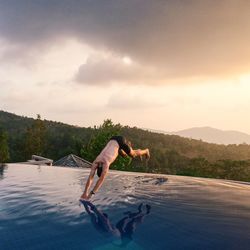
[145,149,150,160]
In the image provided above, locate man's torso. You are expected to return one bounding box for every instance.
[95,140,119,165]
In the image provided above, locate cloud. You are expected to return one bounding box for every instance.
[75,54,159,85]
[1,1,250,81]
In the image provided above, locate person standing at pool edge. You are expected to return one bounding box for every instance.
[80,136,150,200]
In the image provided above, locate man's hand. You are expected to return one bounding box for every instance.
[80,193,89,200]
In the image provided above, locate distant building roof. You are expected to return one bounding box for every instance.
[53,154,91,168]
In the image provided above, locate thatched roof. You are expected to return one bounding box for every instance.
[53,154,91,168]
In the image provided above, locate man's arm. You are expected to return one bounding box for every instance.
[80,164,96,199]
[119,149,128,158]
[88,165,108,199]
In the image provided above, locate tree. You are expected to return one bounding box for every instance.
[23,114,46,159]
[81,119,131,169]
[0,127,10,164]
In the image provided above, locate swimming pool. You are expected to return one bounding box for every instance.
[0,164,250,250]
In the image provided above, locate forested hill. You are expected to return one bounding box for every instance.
[0,110,93,162]
[1,110,250,181]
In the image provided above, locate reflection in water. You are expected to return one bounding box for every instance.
[37,165,42,173]
[0,164,7,180]
[81,200,151,247]
[116,203,151,247]
[81,200,120,237]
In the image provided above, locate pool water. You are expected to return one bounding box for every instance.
[0,164,250,250]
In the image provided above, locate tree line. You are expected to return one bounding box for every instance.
[0,110,250,181]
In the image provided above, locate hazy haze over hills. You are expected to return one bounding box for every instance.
[171,127,250,145]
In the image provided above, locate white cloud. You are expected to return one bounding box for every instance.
[75,53,159,85]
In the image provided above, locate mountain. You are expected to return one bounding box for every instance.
[172,127,250,145]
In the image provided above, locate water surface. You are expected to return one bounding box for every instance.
[0,164,249,249]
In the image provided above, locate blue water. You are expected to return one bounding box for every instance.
[0,164,250,250]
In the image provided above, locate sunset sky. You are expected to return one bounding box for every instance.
[1,1,250,133]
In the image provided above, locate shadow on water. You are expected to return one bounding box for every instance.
[81,200,151,248]
[0,164,7,180]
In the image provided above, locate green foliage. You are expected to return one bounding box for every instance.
[0,127,9,163]
[81,119,131,169]
[23,114,46,159]
[44,125,91,161]
[175,158,250,182]
[0,111,93,162]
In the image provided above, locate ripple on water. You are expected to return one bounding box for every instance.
[0,164,250,250]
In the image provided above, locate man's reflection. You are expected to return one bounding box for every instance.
[116,203,151,247]
[80,200,151,247]
[82,200,120,237]
[0,164,7,180]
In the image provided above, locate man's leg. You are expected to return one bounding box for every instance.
[130,149,150,160]
[88,162,110,198]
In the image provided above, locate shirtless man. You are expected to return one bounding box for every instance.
[80,136,150,200]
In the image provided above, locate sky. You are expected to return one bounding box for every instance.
[1,0,250,133]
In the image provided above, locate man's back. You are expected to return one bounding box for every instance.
[96,140,119,165]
